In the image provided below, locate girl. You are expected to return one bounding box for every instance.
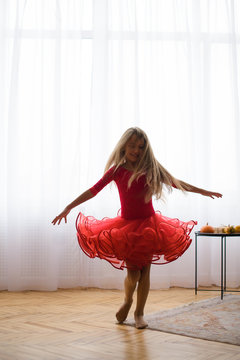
[52,127,222,329]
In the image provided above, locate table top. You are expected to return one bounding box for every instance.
[195,231,240,237]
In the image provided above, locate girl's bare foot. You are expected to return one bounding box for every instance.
[134,313,148,329]
[116,300,133,323]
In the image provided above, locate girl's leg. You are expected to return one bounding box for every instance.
[134,264,151,329]
[116,266,140,323]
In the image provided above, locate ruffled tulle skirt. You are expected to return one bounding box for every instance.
[76,211,197,270]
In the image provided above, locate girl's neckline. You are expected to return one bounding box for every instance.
[120,166,146,179]
[121,165,135,172]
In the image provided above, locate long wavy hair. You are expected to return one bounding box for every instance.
[105,127,186,202]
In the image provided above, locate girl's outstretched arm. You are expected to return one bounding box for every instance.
[52,189,95,225]
[176,180,222,199]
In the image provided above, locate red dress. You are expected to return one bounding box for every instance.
[76,166,197,270]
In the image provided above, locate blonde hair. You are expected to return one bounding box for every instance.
[105,127,186,202]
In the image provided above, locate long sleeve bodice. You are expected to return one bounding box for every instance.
[89,166,155,220]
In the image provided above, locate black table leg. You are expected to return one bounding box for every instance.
[221,236,223,299]
[195,233,197,295]
[224,236,226,292]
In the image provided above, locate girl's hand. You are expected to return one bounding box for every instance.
[201,190,223,199]
[52,207,71,225]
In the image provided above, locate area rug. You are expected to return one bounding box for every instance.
[125,294,240,345]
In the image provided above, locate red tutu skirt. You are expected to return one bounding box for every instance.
[76,211,197,270]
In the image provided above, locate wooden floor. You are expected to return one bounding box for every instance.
[0,287,239,360]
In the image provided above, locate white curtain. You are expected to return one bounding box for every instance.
[0,0,240,291]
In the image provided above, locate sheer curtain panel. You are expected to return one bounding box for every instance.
[0,0,240,291]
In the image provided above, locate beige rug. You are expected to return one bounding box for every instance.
[126,294,240,345]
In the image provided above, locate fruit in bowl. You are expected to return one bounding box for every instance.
[200,223,214,233]
[213,226,225,233]
[223,225,235,234]
[235,225,240,233]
